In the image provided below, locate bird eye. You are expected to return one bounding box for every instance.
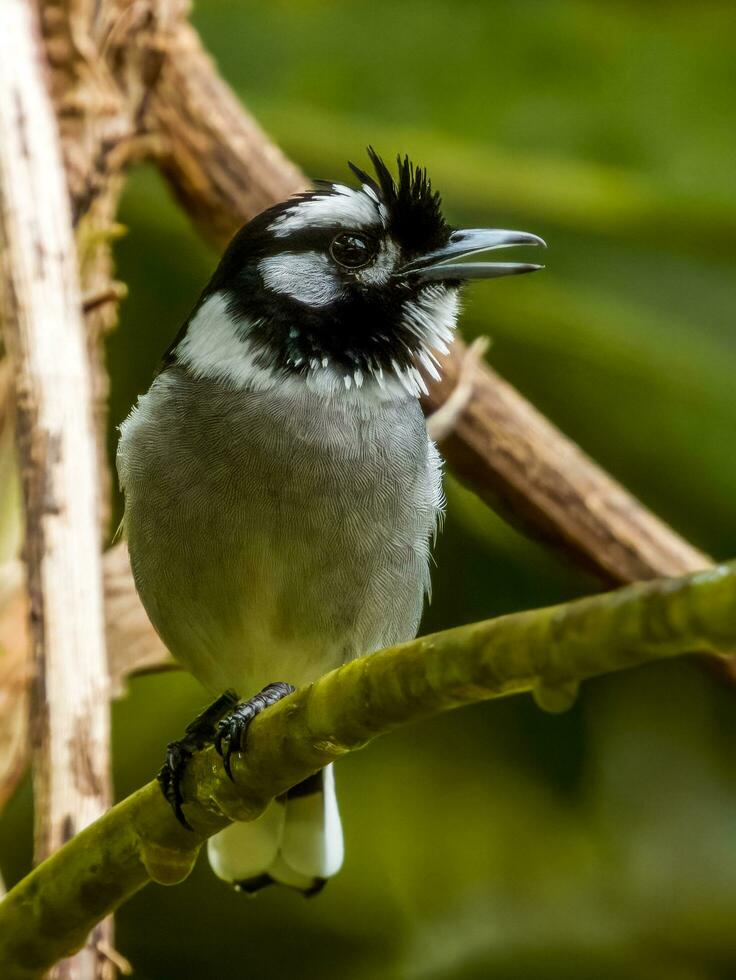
[329,233,374,269]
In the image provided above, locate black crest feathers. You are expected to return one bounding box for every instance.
[349,148,448,256]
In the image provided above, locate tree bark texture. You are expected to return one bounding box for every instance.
[0,1,112,975]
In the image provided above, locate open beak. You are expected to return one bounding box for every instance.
[398,228,546,282]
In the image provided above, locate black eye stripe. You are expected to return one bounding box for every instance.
[330,233,376,269]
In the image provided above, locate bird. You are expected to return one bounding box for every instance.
[117,148,544,896]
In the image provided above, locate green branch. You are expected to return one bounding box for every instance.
[1,562,735,979]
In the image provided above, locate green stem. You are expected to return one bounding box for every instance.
[1,562,734,979]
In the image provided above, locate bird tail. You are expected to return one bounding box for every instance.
[207,765,344,895]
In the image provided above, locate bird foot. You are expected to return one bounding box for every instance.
[158,688,239,830]
[215,682,296,781]
[158,682,295,829]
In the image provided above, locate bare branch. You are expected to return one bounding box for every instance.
[149,21,305,244]
[147,24,719,598]
[426,336,490,442]
[39,0,189,526]
[0,560,734,980]
[0,0,729,774]
[0,2,112,976]
[421,344,711,582]
[0,4,729,879]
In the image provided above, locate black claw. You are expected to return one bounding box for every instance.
[158,683,295,827]
[157,689,241,829]
[214,682,296,782]
[223,744,235,782]
[158,741,193,829]
[217,704,254,781]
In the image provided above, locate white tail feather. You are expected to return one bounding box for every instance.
[207,798,285,883]
[207,764,344,894]
[278,764,344,880]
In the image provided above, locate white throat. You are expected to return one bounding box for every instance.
[174,290,458,406]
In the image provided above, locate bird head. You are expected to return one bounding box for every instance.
[172,149,545,400]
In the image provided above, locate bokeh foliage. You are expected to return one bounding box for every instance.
[2,1,736,977]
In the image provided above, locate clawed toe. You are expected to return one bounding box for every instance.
[157,688,240,829]
[157,683,295,827]
[214,682,295,782]
[215,710,251,781]
[158,741,195,829]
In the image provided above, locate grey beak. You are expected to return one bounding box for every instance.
[399,228,546,282]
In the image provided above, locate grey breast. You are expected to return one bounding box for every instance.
[117,367,443,694]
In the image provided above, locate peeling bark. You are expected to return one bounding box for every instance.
[0,1,112,975]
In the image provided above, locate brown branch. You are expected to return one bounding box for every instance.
[0,0,729,849]
[147,27,720,608]
[0,2,113,976]
[39,0,187,529]
[420,349,711,581]
[0,1,727,964]
[82,281,128,315]
[149,22,305,244]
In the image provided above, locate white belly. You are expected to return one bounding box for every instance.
[117,369,443,695]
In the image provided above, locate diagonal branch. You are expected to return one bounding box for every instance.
[0,2,725,973]
[0,2,729,816]
[0,561,734,980]
[148,21,718,595]
[420,348,711,583]
[150,22,305,245]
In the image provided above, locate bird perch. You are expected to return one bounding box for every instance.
[0,560,734,980]
[0,1,733,976]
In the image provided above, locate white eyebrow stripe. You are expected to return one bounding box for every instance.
[268,187,385,237]
[258,251,346,307]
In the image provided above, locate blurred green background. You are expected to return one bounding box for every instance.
[3,1,736,977]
